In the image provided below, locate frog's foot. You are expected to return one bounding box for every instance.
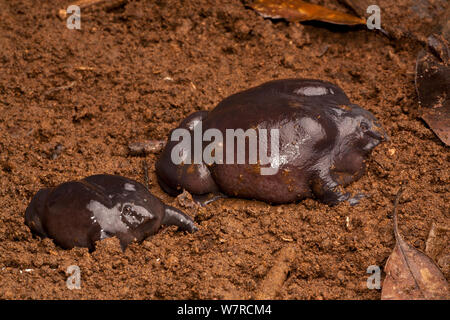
[321,190,350,206]
[192,192,228,207]
[162,205,198,232]
[315,184,365,206]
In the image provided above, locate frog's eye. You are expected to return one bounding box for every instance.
[360,121,369,131]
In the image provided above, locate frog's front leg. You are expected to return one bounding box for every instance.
[312,174,349,206]
[311,164,363,206]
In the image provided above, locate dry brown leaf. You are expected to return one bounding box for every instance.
[421,107,450,146]
[426,223,450,275]
[250,0,365,25]
[381,188,450,300]
[415,35,450,146]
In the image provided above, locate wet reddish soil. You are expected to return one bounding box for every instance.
[0,0,448,299]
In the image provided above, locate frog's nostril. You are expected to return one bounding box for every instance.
[366,124,389,142]
[377,127,390,142]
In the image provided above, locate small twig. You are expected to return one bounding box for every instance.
[254,246,295,299]
[44,81,76,97]
[142,160,150,190]
[58,0,127,19]
[392,186,405,243]
[128,140,165,156]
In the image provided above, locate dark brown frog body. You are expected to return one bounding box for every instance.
[156,79,388,205]
[25,174,197,251]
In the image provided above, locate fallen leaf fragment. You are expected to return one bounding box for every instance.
[426,223,450,275]
[381,188,449,300]
[415,34,450,146]
[250,0,365,25]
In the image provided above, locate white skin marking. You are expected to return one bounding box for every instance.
[86,200,129,233]
[124,183,136,192]
[294,86,328,96]
[124,202,154,219]
[86,201,155,235]
[187,119,201,130]
[123,214,142,225]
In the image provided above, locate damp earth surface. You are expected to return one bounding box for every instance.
[0,0,448,299]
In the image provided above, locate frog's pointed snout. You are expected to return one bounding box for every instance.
[368,124,389,143]
[349,103,389,143]
[362,123,389,152]
[163,206,198,233]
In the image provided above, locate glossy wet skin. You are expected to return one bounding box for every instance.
[25,174,197,251]
[156,79,388,205]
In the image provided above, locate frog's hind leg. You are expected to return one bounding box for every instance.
[156,174,180,196]
[162,205,198,232]
[156,110,219,197]
[25,188,50,238]
[192,192,228,206]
